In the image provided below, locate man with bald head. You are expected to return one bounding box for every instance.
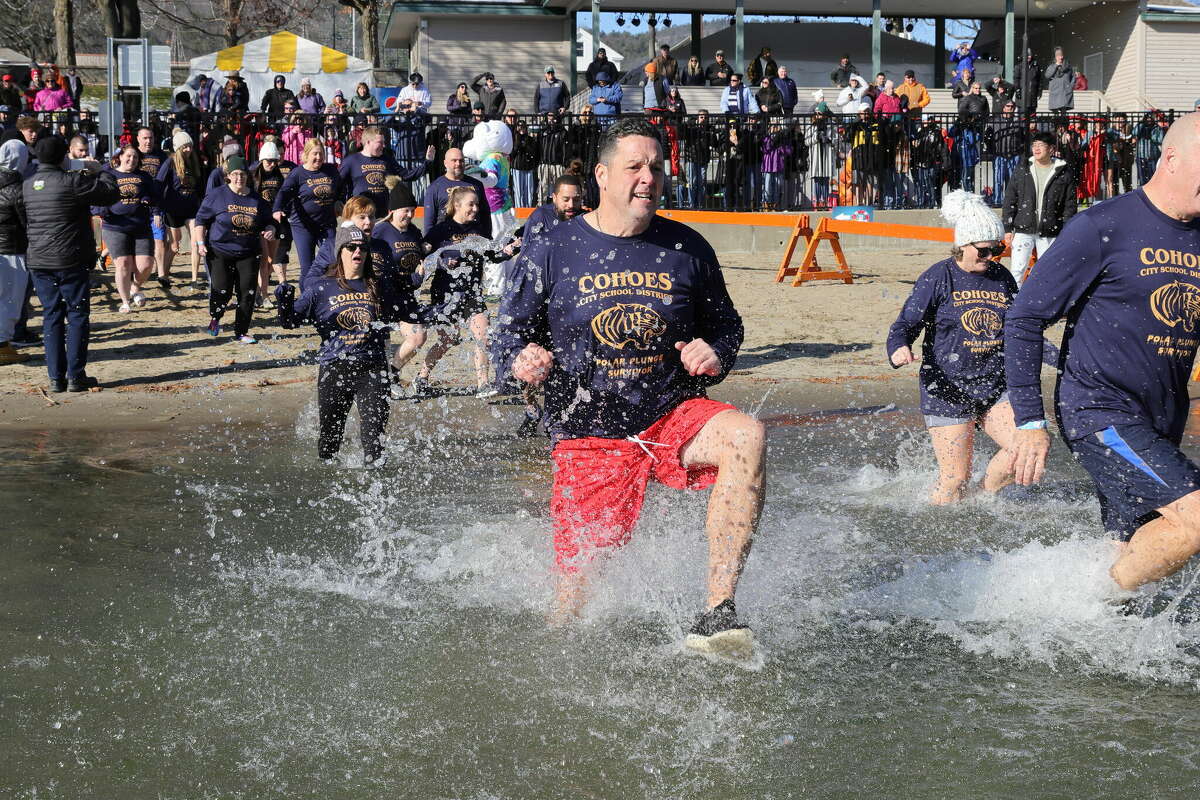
[1005,113,1200,599]
[422,147,492,236]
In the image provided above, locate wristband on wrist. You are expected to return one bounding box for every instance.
[1017,420,1047,430]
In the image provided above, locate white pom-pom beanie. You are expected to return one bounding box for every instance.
[940,189,1005,246]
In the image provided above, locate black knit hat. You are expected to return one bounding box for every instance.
[34,135,67,165]
[388,181,417,210]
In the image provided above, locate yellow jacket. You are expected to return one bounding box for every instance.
[896,81,930,111]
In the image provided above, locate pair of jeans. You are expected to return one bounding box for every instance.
[29,266,90,381]
[811,177,831,207]
[992,155,1020,207]
[1137,156,1157,186]
[293,224,334,292]
[686,161,706,209]
[744,167,762,210]
[762,171,783,206]
[512,169,536,208]
[0,253,28,342]
[913,166,937,208]
[724,160,745,211]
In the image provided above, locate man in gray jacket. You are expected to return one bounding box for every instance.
[470,72,507,118]
[23,136,119,392]
[1044,47,1075,112]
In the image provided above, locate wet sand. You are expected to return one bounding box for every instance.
[0,244,1000,431]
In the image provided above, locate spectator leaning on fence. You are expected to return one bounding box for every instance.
[398,72,432,114]
[349,82,379,115]
[297,78,326,114]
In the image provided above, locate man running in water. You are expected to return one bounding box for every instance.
[1005,113,1200,594]
[494,118,765,656]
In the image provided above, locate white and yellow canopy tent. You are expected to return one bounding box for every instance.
[183,31,373,107]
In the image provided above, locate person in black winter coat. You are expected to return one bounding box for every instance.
[755,78,783,116]
[260,75,297,119]
[22,136,119,391]
[911,117,949,208]
[1012,51,1042,114]
[0,139,29,363]
[1001,131,1076,287]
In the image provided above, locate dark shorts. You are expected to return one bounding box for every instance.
[1067,422,1200,541]
[163,211,193,229]
[105,229,153,258]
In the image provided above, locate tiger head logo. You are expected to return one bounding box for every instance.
[1150,281,1200,332]
[119,181,140,200]
[336,306,372,331]
[230,213,255,232]
[365,171,385,187]
[312,184,333,201]
[591,303,668,350]
[960,307,1004,338]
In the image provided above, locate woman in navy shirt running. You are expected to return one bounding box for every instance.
[887,191,1019,504]
[272,137,342,291]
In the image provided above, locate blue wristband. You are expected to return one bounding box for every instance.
[1017,420,1047,430]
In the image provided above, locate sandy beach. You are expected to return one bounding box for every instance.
[0,242,979,431]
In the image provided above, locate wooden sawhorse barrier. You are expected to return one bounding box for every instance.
[775,215,1030,287]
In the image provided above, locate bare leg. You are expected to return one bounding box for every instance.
[928,421,975,505]
[132,254,154,292]
[979,401,1018,494]
[153,218,166,281]
[162,226,180,279]
[468,311,490,388]
[1110,490,1200,590]
[418,328,458,380]
[393,323,427,372]
[188,222,201,283]
[113,255,134,306]
[259,238,275,296]
[679,409,767,609]
[552,571,589,622]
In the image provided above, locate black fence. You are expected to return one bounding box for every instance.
[32,108,1179,214]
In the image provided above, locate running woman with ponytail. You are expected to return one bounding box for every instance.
[156,130,204,289]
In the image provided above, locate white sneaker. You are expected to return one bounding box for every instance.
[131,292,146,307]
[118,303,131,314]
[475,386,500,399]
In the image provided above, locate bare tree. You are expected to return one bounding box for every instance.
[336,0,381,66]
[93,0,141,38]
[145,0,323,48]
[0,0,55,60]
[55,0,76,66]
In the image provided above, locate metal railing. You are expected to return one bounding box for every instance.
[27,108,1179,214]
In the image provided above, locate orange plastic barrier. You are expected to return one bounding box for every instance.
[775,214,1032,287]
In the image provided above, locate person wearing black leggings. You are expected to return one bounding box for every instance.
[276,225,402,464]
[194,156,276,343]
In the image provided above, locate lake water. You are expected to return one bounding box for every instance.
[4,397,1200,797]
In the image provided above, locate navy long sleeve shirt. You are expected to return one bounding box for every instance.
[278,276,396,364]
[155,159,202,221]
[272,164,342,232]
[194,184,276,260]
[1005,189,1200,442]
[338,152,403,215]
[887,258,1017,415]
[492,215,744,440]
[423,174,493,237]
[95,166,161,234]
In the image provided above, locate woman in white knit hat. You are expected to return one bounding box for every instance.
[886,190,1020,504]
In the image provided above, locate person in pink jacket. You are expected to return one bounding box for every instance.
[873,80,903,117]
[33,81,72,112]
[280,100,313,164]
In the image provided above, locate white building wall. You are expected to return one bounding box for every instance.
[1143,20,1200,111]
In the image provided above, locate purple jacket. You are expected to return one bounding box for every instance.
[760,133,792,173]
[297,92,326,114]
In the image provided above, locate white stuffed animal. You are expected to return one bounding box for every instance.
[463,120,516,236]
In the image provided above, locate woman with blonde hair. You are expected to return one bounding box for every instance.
[156,130,205,288]
[272,137,343,290]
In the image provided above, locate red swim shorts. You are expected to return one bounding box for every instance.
[550,397,737,572]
